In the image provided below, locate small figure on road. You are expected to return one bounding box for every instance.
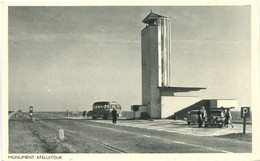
[111,107,118,124]
[224,108,234,128]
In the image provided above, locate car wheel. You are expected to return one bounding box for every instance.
[92,117,97,120]
[218,121,223,128]
[187,122,190,125]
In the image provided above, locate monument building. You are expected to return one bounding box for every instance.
[141,12,206,118]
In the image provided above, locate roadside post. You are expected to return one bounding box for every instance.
[59,129,65,141]
[241,107,250,134]
[29,106,34,122]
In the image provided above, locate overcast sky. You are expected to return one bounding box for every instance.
[8,6,251,112]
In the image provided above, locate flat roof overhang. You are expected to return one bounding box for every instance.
[158,86,206,93]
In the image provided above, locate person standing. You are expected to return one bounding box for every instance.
[111,107,118,124]
[200,106,207,127]
[197,110,202,128]
[198,106,207,127]
[225,109,234,128]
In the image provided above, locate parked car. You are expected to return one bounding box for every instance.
[186,110,199,125]
[205,108,226,128]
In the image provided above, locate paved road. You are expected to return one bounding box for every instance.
[86,119,251,137]
[43,118,251,153]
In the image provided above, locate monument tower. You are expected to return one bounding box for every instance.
[141,11,206,118]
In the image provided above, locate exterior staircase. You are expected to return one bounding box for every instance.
[167,100,211,120]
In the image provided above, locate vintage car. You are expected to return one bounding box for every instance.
[186,110,199,125]
[205,108,226,128]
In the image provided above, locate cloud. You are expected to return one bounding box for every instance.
[172,11,200,27]
[83,34,140,44]
[9,32,140,45]
[9,32,84,41]
[102,39,140,44]
[172,39,250,44]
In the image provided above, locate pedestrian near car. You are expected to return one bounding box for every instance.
[224,109,233,128]
[111,107,118,124]
[200,106,207,127]
[197,106,207,127]
[197,110,203,127]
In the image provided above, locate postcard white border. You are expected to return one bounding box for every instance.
[1,0,260,161]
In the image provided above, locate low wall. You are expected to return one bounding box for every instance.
[122,111,134,118]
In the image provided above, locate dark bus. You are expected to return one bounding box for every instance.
[87,101,122,119]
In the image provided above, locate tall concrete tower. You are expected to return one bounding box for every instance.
[141,12,171,118]
[142,12,171,88]
[141,12,205,118]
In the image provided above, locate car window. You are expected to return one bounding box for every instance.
[210,111,221,116]
[190,111,198,115]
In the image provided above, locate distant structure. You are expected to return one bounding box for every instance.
[141,12,206,118]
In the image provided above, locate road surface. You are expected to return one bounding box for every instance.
[9,114,252,153]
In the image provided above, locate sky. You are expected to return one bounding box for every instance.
[8,6,251,112]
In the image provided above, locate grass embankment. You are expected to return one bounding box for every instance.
[9,115,75,153]
[9,115,115,153]
[9,121,45,153]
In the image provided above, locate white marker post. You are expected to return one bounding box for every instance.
[59,129,65,141]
